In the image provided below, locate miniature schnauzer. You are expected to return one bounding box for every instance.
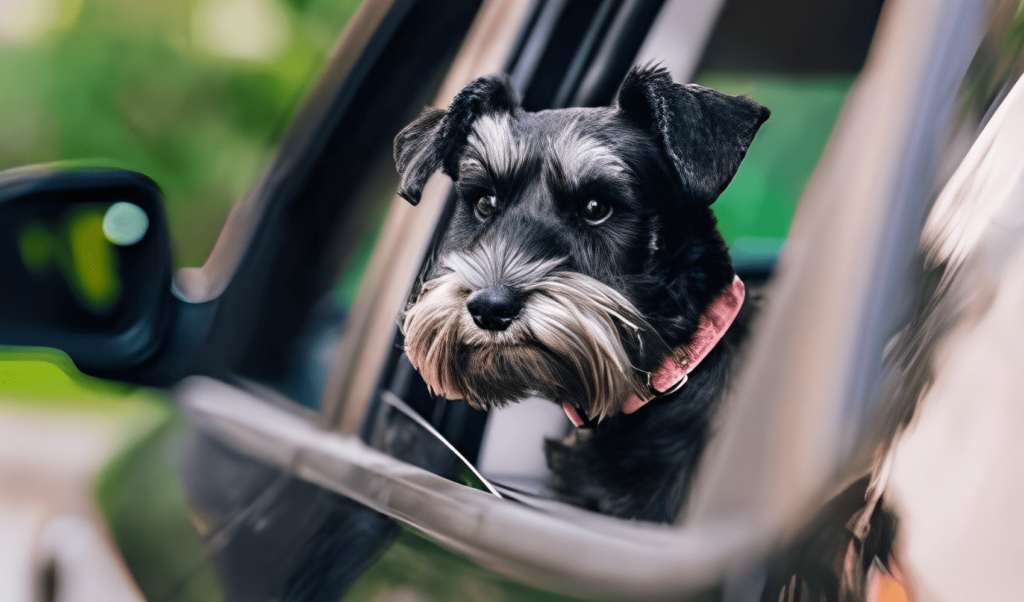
[393,65,769,523]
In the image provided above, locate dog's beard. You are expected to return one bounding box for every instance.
[402,244,670,421]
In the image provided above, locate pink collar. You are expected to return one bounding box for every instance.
[563,275,745,427]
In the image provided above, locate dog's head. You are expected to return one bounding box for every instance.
[395,65,769,422]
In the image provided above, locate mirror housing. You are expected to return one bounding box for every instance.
[0,167,176,378]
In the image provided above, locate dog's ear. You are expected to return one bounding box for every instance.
[395,108,446,205]
[435,74,519,180]
[615,64,770,206]
[394,74,519,205]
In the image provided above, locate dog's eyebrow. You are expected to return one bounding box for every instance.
[458,157,491,184]
[545,125,630,190]
[461,114,528,181]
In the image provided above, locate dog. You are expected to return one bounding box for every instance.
[392,64,769,523]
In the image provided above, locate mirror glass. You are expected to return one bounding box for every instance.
[0,168,174,373]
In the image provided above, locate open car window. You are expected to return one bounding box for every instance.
[319,0,888,500]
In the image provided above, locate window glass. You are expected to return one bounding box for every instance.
[701,74,855,256]
[693,0,882,263]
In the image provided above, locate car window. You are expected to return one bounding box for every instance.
[702,74,853,254]
[696,0,884,262]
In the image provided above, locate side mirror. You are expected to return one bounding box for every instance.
[0,167,176,378]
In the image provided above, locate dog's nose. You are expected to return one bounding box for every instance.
[466,287,523,331]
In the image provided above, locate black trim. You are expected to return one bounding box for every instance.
[696,0,884,74]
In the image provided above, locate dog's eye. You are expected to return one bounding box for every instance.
[582,200,612,225]
[474,195,498,220]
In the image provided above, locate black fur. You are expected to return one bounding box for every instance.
[394,65,769,523]
[617,64,772,206]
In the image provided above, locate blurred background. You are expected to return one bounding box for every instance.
[0,1,361,600]
[0,0,360,268]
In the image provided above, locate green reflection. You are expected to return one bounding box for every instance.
[346,529,596,602]
[17,206,122,313]
[0,345,132,400]
[698,74,856,247]
[17,222,53,273]
[70,210,121,311]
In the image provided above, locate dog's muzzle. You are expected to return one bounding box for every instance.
[401,242,670,422]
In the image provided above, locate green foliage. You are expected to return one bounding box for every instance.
[0,0,362,267]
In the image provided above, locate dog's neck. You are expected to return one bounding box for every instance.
[562,275,746,427]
